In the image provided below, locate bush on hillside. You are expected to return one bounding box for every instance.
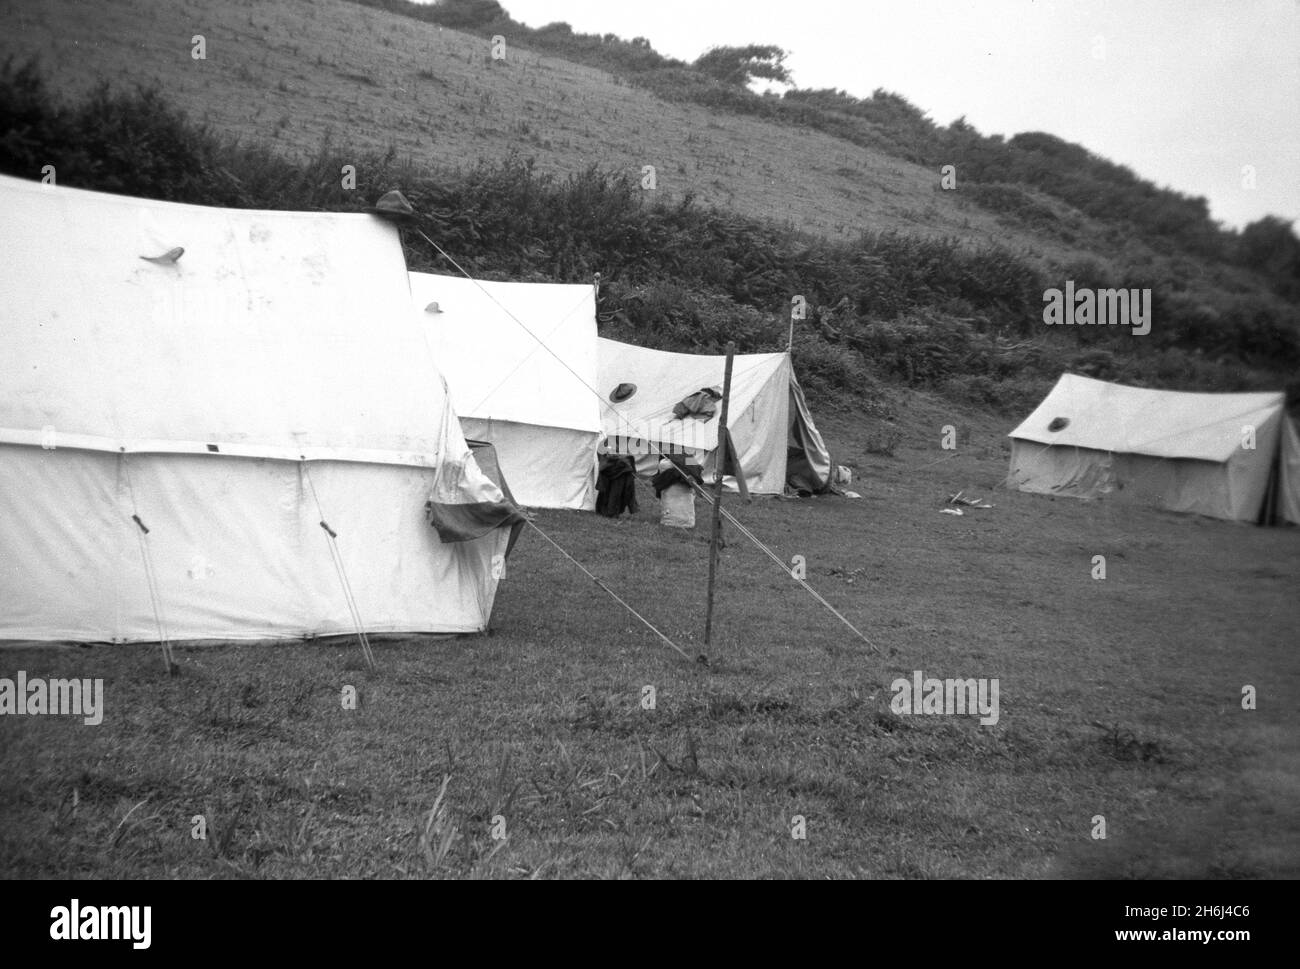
[1238,216,1300,301]
[0,59,218,202]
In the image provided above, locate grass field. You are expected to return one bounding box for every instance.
[2,398,1296,879]
[1,0,1105,266]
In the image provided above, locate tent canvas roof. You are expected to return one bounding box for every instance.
[0,174,451,468]
[597,339,787,451]
[1008,373,1284,463]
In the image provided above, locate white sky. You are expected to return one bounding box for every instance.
[477,0,1299,231]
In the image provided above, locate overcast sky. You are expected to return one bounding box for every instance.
[485,0,1298,231]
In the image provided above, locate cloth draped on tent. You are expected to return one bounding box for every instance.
[425,440,525,554]
[672,388,722,421]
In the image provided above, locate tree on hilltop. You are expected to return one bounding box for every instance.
[430,0,507,29]
[693,45,791,88]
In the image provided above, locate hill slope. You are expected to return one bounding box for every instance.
[1,0,1110,266]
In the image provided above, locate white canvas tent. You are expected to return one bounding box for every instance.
[597,339,832,494]
[0,175,519,643]
[1007,373,1300,523]
[409,272,601,510]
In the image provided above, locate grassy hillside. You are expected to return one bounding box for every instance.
[351,1,1266,266]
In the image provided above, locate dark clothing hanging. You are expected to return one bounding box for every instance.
[596,455,639,517]
[651,454,705,498]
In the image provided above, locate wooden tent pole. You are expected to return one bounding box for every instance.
[704,343,736,654]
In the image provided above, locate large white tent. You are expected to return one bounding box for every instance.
[409,272,601,510]
[597,339,832,495]
[1007,373,1300,523]
[0,175,519,643]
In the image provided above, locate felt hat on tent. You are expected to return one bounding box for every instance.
[609,382,637,403]
[367,189,417,222]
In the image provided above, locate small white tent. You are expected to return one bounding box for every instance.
[0,175,519,643]
[409,272,601,510]
[1007,373,1300,523]
[597,339,831,494]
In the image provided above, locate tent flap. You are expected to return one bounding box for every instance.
[1279,417,1300,525]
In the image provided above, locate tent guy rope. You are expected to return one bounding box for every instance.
[119,452,176,672]
[301,460,376,672]
[690,479,883,654]
[521,518,692,662]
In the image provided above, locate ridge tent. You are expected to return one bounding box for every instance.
[408,271,601,510]
[597,338,832,495]
[1007,373,1300,523]
[0,174,521,644]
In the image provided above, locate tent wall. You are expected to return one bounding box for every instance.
[460,417,598,511]
[0,445,507,643]
[1007,441,1238,518]
[1007,441,1118,501]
